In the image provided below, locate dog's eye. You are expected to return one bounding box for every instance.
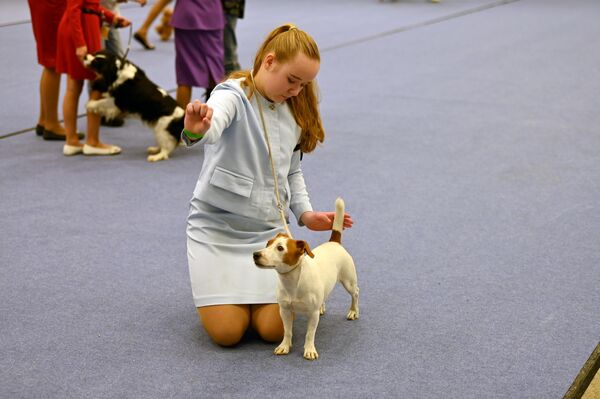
[277,245,284,251]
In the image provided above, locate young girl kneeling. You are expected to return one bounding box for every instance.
[182,24,353,346]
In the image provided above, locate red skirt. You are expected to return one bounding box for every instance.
[28,0,66,69]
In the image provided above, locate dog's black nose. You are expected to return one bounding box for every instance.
[253,252,261,261]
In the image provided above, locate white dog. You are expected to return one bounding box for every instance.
[253,198,359,360]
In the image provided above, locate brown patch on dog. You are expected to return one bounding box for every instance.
[329,230,342,244]
[266,233,289,247]
[282,239,314,265]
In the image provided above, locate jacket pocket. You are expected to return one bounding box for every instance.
[209,166,254,198]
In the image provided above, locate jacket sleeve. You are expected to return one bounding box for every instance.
[181,89,239,147]
[288,149,313,225]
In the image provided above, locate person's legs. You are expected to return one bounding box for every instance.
[84,89,120,154]
[86,89,102,146]
[134,0,172,49]
[251,304,284,343]
[197,304,251,346]
[176,85,192,107]
[43,67,65,134]
[63,76,84,146]
[37,69,45,131]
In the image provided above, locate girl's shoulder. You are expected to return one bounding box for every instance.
[211,78,251,106]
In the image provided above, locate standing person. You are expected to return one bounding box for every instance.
[28,0,73,141]
[171,0,225,107]
[55,0,131,156]
[181,24,354,347]
[222,0,244,75]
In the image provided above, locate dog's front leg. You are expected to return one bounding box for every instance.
[303,310,321,360]
[274,306,293,356]
[86,96,121,120]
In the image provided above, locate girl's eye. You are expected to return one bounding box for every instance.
[287,78,296,84]
[277,245,284,251]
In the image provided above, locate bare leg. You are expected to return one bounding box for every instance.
[176,85,192,108]
[134,0,172,48]
[197,305,250,346]
[43,67,65,134]
[63,77,84,146]
[250,304,284,343]
[86,89,120,150]
[37,69,45,129]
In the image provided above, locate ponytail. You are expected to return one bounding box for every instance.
[229,24,324,153]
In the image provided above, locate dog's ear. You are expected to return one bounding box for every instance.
[296,240,314,258]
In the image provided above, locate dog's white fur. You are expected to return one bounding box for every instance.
[253,198,359,360]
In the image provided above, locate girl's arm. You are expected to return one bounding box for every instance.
[288,150,354,230]
[182,91,238,146]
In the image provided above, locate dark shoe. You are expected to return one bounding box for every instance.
[43,129,84,141]
[134,32,155,50]
[101,116,125,127]
[35,124,44,136]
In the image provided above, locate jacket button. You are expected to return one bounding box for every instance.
[269,104,275,111]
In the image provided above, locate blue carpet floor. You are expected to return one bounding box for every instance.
[1,0,599,398]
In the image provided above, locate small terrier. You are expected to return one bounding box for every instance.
[253,198,359,360]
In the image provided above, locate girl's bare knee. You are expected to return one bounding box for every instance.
[251,304,284,343]
[197,305,250,347]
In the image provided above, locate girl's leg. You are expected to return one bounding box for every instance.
[63,77,84,146]
[43,67,65,134]
[134,0,172,48]
[176,85,192,108]
[251,304,284,343]
[197,304,250,347]
[37,69,45,130]
[86,90,102,147]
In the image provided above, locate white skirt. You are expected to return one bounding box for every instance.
[186,199,281,307]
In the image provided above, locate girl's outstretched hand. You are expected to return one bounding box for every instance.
[300,211,354,231]
[184,99,213,136]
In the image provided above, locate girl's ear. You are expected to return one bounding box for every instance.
[263,53,276,71]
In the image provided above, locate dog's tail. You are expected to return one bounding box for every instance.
[329,197,345,244]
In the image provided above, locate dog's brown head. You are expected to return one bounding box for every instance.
[253,233,314,273]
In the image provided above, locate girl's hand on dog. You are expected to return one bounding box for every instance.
[185,100,213,136]
[76,46,88,61]
[301,211,354,231]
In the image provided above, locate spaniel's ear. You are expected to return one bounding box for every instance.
[296,240,314,258]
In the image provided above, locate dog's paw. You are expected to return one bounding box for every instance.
[303,347,319,361]
[319,304,326,316]
[86,100,101,113]
[147,151,169,162]
[147,146,160,155]
[274,344,290,355]
[346,310,359,320]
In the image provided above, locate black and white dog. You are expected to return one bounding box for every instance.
[84,50,183,162]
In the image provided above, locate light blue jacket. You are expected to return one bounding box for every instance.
[183,79,313,223]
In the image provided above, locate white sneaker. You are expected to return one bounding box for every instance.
[83,144,122,156]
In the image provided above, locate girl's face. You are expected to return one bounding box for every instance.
[259,52,320,103]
